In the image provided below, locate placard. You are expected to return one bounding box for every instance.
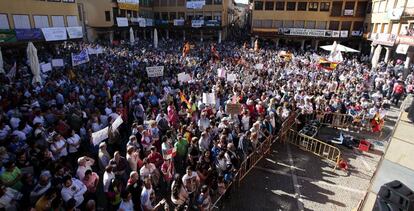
[116,17,129,27]
[177,72,191,83]
[41,63,52,72]
[138,18,146,27]
[146,66,164,77]
[87,46,104,55]
[396,44,409,55]
[202,93,215,105]
[111,115,123,132]
[255,63,264,70]
[52,59,64,67]
[226,103,242,115]
[332,31,340,37]
[92,127,109,146]
[226,73,237,82]
[191,20,204,28]
[340,30,348,38]
[187,0,206,9]
[71,49,90,66]
[174,19,185,26]
[66,26,83,39]
[218,68,226,78]
[41,27,67,41]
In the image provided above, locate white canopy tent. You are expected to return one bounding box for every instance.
[129,27,135,44]
[27,42,41,84]
[153,29,158,49]
[320,42,360,53]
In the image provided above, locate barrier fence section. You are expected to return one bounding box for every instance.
[211,113,297,210]
[286,129,342,170]
[302,112,375,132]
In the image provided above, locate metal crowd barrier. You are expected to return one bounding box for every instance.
[302,112,375,132]
[286,129,341,170]
[211,113,298,210]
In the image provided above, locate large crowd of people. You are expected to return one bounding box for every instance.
[0,37,412,211]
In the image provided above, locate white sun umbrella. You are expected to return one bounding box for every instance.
[27,42,41,84]
[320,42,360,53]
[328,41,344,62]
[0,47,4,74]
[153,28,158,49]
[371,45,383,69]
[129,27,135,44]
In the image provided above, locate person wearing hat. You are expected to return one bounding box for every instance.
[98,142,111,173]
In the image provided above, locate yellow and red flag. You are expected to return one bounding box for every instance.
[179,91,191,109]
[318,58,338,71]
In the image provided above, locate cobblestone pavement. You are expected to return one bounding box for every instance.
[217,106,401,211]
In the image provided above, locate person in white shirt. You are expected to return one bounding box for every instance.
[126,146,140,172]
[50,133,68,160]
[66,130,81,154]
[98,142,111,172]
[140,159,160,186]
[140,178,165,211]
[76,156,95,180]
[0,122,11,141]
[61,176,87,208]
[182,166,200,195]
[118,190,134,211]
[103,166,115,193]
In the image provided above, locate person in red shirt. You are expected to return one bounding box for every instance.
[392,81,405,106]
[147,146,163,168]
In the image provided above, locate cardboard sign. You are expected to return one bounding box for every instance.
[177,72,191,83]
[255,63,264,70]
[202,93,215,105]
[226,103,242,115]
[52,59,64,67]
[91,126,109,146]
[41,63,52,72]
[146,66,164,77]
[226,73,237,82]
[71,49,90,66]
[218,68,226,78]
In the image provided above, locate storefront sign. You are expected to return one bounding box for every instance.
[344,9,354,16]
[118,3,139,11]
[370,33,397,46]
[136,18,146,27]
[15,29,43,41]
[351,31,362,36]
[66,26,83,39]
[280,28,333,37]
[187,0,205,9]
[191,20,204,28]
[174,19,185,26]
[340,30,348,38]
[116,17,129,27]
[0,29,17,43]
[332,30,340,37]
[145,19,154,27]
[205,20,220,27]
[41,27,67,41]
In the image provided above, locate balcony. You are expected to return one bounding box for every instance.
[402,7,414,17]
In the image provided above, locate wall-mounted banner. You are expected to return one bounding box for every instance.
[280,28,333,37]
[71,49,90,66]
[192,20,204,28]
[41,27,67,41]
[52,59,64,67]
[146,66,164,77]
[351,31,362,36]
[138,18,146,27]
[66,26,83,39]
[15,29,42,41]
[174,19,185,26]
[396,44,409,55]
[340,30,348,38]
[332,30,340,37]
[187,0,206,9]
[145,19,154,27]
[116,17,129,27]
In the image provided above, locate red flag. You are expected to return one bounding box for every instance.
[165,148,176,160]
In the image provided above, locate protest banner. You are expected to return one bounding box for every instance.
[41,27,67,41]
[227,73,237,82]
[52,59,64,67]
[92,127,109,146]
[116,17,129,27]
[202,93,215,105]
[177,72,191,83]
[165,148,177,160]
[186,0,205,9]
[71,50,90,66]
[111,116,123,132]
[146,66,164,77]
[255,63,264,70]
[87,46,104,55]
[41,63,52,72]
[226,103,242,115]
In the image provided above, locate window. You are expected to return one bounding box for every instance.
[286,2,296,11]
[265,2,274,10]
[255,1,264,10]
[160,0,167,6]
[153,0,159,6]
[177,0,185,6]
[206,0,212,5]
[297,2,307,11]
[308,2,318,11]
[284,20,293,27]
[294,20,304,28]
[161,12,168,20]
[104,11,111,22]
[273,20,283,28]
[306,21,316,29]
[366,2,372,13]
[341,21,352,30]
[13,15,31,29]
[214,0,222,4]
[154,13,160,20]
[320,2,330,11]
[275,1,285,10]
[168,0,176,6]
[316,21,327,29]
[344,1,355,16]
[329,21,340,30]
[355,1,367,17]
[62,0,75,2]
[67,15,79,26]
[170,12,176,20]
[262,20,272,28]
[120,9,126,17]
[331,2,342,16]
[132,11,138,18]
[52,15,65,27]
[0,14,10,29]
[352,21,363,31]
[34,15,49,28]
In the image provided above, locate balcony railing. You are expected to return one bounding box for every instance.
[403,7,414,17]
